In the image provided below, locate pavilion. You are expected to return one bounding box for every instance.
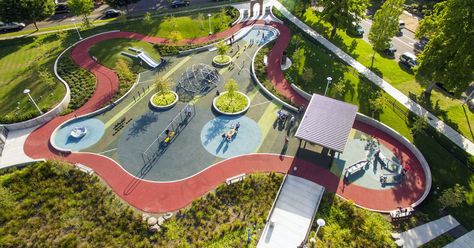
[295,94,358,156]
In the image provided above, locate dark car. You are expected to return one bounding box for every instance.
[414,37,429,51]
[400,52,418,69]
[170,0,190,8]
[55,3,69,14]
[0,22,26,32]
[383,45,397,57]
[104,9,121,18]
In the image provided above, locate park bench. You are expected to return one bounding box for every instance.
[344,160,368,178]
[74,163,94,174]
[226,173,246,185]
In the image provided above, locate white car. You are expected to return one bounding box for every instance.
[0,22,26,32]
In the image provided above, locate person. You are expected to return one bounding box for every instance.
[185,105,192,117]
[289,115,295,126]
[298,104,305,114]
[216,90,220,96]
[235,122,240,131]
[284,135,289,145]
[222,133,226,139]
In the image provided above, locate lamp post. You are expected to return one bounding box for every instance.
[207,13,212,35]
[71,18,83,40]
[24,89,43,114]
[324,76,332,96]
[310,218,326,245]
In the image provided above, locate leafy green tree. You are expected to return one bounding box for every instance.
[332,79,348,99]
[154,77,171,99]
[105,0,139,14]
[215,41,229,58]
[38,69,56,90]
[292,47,306,75]
[168,30,182,43]
[369,94,387,117]
[224,79,239,99]
[411,115,428,136]
[438,184,466,211]
[143,12,152,25]
[0,0,55,31]
[197,13,205,31]
[416,0,474,95]
[368,0,404,67]
[301,68,314,84]
[319,0,370,38]
[67,0,94,26]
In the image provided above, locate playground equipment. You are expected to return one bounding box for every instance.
[141,104,196,165]
[70,127,87,138]
[121,47,161,69]
[176,63,222,101]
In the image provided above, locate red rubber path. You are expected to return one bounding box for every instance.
[23,20,426,213]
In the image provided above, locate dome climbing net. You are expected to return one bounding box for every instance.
[176,63,222,101]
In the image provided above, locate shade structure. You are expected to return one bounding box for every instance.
[295,94,357,153]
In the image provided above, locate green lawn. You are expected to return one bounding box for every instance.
[274,9,474,230]
[0,35,66,123]
[89,39,161,73]
[279,0,474,142]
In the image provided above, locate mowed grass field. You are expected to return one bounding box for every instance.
[0,35,66,123]
[279,0,474,142]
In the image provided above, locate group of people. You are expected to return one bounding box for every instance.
[277,109,296,126]
[222,122,241,141]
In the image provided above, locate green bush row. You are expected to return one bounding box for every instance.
[57,52,96,110]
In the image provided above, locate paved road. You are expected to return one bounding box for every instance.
[359,18,420,61]
[19,0,215,31]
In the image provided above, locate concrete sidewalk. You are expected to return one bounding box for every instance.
[272,1,474,156]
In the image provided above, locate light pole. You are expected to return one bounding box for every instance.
[24,89,43,114]
[310,218,326,244]
[207,13,212,35]
[324,76,332,96]
[71,18,83,40]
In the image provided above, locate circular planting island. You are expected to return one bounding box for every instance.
[213,91,250,115]
[150,91,179,110]
[212,55,232,67]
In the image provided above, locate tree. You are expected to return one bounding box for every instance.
[0,0,55,31]
[154,77,171,99]
[369,94,388,117]
[105,0,139,14]
[168,31,182,43]
[415,0,474,96]
[224,79,239,100]
[68,0,94,26]
[332,79,348,99]
[410,115,428,136]
[319,0,370,38]
[115,58,133,84]
[438,184,466,211]
[143,12,152,25]
[38,69,56,90]
[301,68,314,84]
[215,41,229,58]
[368,0,404,67]
[197,13,205,31]
[292,48,306,75]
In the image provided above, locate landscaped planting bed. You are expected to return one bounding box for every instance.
[214,92,249,114]
[0,161,283,247]
[152,92,176,106]
[213,55,232,66]
[57,52,96,111]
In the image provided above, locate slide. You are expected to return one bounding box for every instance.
[137,52,160,68]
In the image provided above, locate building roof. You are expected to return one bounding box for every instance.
[295,94,357,153]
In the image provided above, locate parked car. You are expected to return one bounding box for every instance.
[0,22,26,32]
[399,52,418,69]
[54,3,69,14]
[104,9,121,18]
[350,21,364,36]
[383,45,397,57]
[170,0,190,8]
[414,36,429,51]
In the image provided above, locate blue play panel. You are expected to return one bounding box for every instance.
[200,115,262,158]
[53,118,105,151]
[243,27,276,45]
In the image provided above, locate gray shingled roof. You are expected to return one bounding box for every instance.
[295,94,358,153]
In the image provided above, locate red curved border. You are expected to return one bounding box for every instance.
[23,20,425,212]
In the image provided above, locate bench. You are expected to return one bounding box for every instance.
[344,160,368,178]
[390,207,414,221]
[226,173,246,185]
[75,163,94,174]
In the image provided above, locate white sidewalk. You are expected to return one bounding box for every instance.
[393,215,460,247]
[444,230,474,248]
[272,1,474,156]
[0,126,40,169]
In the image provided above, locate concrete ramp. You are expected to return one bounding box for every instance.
[257,175,325,248]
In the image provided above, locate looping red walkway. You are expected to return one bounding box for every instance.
[23,20,426,213]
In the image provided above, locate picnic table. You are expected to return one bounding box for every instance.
[390,207,414,220]
[344,160,367,178]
